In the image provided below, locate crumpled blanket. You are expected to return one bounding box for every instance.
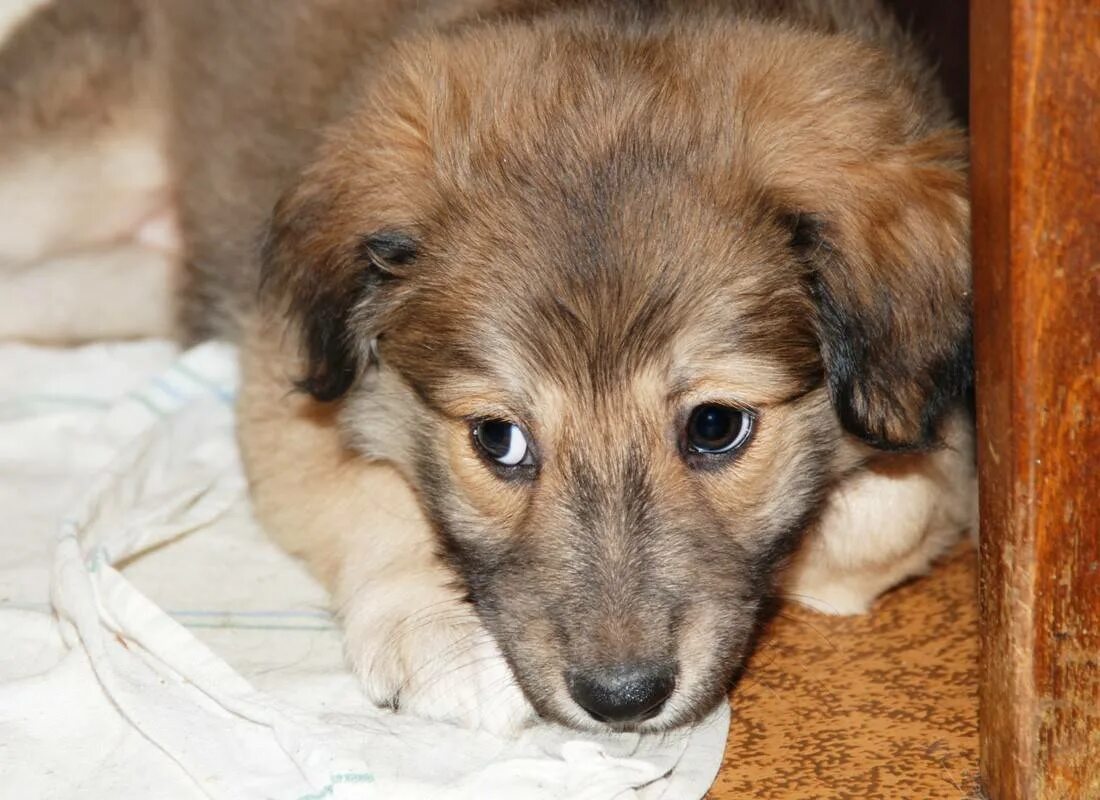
[0,340,729,799]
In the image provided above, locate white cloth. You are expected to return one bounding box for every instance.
[0,340,729,799]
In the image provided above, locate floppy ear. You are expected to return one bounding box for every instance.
[260,182,418,402]
[782,130,971,450]
[258,57,438,402]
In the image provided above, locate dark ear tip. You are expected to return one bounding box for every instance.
[836,407,939,452]
[295,369,356,403]
[832,368,969,453]
[286,292,364,402]
[297,321,362,402]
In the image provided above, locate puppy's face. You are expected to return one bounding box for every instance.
[351,172,835,729]
[263,17,970,730]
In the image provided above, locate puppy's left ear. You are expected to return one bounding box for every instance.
[783,129,971,450]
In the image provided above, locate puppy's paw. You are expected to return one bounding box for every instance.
[785,574,880,616]
[340,580,533,735]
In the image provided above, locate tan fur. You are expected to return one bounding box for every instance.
[237,317,531,730]
[2,0,977,733]
[785,410,978,614]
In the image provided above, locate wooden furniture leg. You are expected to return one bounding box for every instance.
[971,0,1100,797]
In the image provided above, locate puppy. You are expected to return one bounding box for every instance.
[0,0,976,733]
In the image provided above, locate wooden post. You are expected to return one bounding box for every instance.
[971,0,1100,797]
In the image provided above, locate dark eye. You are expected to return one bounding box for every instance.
[472,419,533,467]
[685,404,754,455]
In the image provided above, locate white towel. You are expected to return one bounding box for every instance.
[0,340,729,799]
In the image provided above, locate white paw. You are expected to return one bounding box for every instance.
[787,578,877,616]
[340,580,533,735]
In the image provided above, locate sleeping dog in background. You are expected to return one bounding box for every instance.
[0,0,976,733]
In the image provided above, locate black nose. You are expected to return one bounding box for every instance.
[566,662,676,724]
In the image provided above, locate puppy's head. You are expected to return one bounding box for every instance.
[262,15,969,730]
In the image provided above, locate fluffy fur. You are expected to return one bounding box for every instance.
[0,0,976,733]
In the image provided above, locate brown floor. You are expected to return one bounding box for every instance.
[708,549,980,799]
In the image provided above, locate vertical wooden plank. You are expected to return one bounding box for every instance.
[971,0,1100,797]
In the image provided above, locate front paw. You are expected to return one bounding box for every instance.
[785,574,879,615]
[340,581,533,735]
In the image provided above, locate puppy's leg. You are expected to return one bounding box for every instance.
[237,317,532,733]
[785,412,978,615]
[0,0,177,342]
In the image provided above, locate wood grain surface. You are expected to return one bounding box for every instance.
[708,551,979,799]
[971,0,1100,797]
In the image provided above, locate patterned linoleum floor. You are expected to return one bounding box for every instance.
[709,549,979,799]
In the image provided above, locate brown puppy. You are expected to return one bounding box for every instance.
[0,0,976,733]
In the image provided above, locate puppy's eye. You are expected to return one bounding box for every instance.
[472,419,533,467]
[685,404,754,455]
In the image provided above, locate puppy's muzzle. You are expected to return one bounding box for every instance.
[566,661,677,724]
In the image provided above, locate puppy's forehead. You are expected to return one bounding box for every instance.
[384,82,824,405]
[435,167,784,341]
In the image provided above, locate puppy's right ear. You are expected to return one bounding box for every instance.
[259,172,420,402]
[258,54,440,402]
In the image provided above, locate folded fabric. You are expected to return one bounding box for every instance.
[0,341,728,799]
